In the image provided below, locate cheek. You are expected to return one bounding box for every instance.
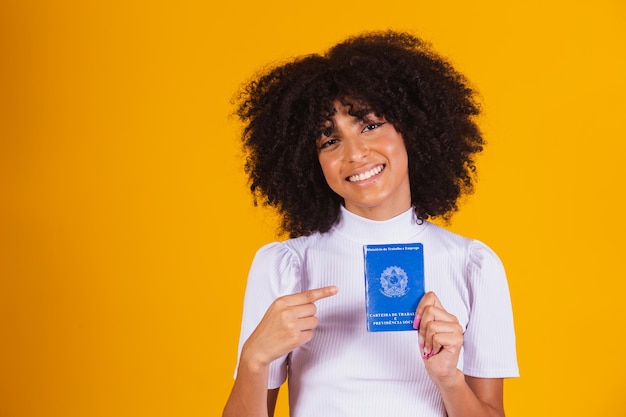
[387,141,409,167]
[318,157,339,183]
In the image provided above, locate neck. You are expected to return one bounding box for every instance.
[343,202,413,221]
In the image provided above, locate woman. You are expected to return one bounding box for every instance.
[223,30,519,417]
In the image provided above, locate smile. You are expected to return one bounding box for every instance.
[347,164,385,182]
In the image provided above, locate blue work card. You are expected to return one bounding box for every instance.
[363,243,425,332]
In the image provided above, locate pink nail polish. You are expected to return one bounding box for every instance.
[413,314,421,330]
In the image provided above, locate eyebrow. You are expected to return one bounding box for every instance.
[349,107,374,119]
[320,107,382,137]
[321,123,334,138]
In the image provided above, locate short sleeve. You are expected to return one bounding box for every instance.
[462,241,519,378]
[235,242,302,388]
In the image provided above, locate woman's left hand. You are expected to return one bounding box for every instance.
[414,291,464,387]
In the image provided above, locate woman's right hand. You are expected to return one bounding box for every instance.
[241,286,338,369]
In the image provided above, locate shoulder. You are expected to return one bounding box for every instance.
[251,233,323,274]
[246,233,327,297]
[466,240,505,277]
[423,222,475,255]
[424,223,505,276]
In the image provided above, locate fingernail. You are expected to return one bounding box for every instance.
[418,332,424,350]
[413,314,421,330]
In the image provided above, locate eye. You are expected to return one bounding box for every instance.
[318,138,339,150]
[362,122,385,133]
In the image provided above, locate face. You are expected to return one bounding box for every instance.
[316,100,411,221]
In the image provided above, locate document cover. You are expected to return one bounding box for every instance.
[363,243,425,332]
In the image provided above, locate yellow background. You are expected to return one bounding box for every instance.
[1,0,625,416]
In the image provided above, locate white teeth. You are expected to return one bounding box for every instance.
[348,165,384,182]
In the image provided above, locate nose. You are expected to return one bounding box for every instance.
[343,135,370,162]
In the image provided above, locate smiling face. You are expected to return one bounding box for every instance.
[316,99,411,221]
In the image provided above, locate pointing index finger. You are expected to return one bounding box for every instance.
[302,286,338,304]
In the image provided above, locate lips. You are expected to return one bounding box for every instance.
[347,164,385,182]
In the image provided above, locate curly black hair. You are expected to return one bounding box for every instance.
[235,30,484,237]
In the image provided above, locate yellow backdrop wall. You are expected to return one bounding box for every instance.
[1,0,625,416]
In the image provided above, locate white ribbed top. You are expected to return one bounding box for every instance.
[237,207,519,417]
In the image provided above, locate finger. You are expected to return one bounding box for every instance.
[291,303,318,319]
[424,320,463,335]
[421,305,457,324]
[297,316,321,332]
[290,286,339,306]
[415,291,443,319]
[414,292,441,329]
[421,321,463,358]
[425,331,463,359]
[415,303,449,333]
[417,296,460,358]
